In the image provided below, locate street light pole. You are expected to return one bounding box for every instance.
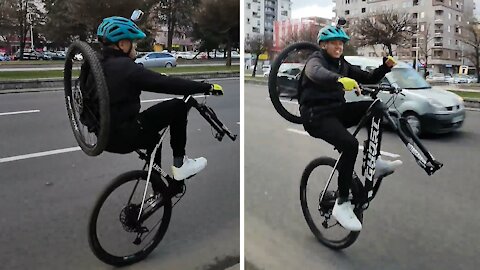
[415,20,419,72]
[27,12,34,50]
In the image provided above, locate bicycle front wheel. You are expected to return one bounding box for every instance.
[268,42,320,124]
[300,157,363,249]
[88,170,172,266]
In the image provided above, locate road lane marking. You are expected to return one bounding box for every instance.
[0,110,40,116]
[0,146,81,163]
[286,128,401,158]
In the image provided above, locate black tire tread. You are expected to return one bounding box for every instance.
[88,170,172,266]
[300,157,362,249]
[268,42,320,124]
[64,40,109,156]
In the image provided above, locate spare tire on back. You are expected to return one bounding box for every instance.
[64,40,110,156]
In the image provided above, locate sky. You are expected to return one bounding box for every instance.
[292,0,480,19]
[291,0,336,19]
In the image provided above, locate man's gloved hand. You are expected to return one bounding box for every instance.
[206,83,224,96]
[338,77,361,96]
[383,56,397,68]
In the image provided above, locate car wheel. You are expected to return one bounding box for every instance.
[403,112,422,136]
[165,63,173,68]
[138,63,144,67]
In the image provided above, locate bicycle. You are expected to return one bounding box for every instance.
[298,84,443,249]
[87,94,236,266]
[62,36,237,265]
[267,42,443,248]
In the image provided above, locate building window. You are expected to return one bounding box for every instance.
[448,13,451,19]
[459,16,461,22]
[281,11,288,16]
[346,0,350,4]
[247,3,251,9]
[449,0,452,5]
[448,25,451,32]
[420,12,425,18]
[420,24,425,31]
[413,12,418,19]
[362,8,366,13]
[345,10,350,15]
[413,0,418,6]
[247,18,250,24]
[455,39,458,45]
[257,20,260,26]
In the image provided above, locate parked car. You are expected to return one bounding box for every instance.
[275,63,304,98]
[208,51,225,58]
[231,51,240,59]
[51,51,66,60]
[134,52,177,68]
[466,75,478,83]
[0,54,7,61]
[15,50,39,60]
[427,73,447,83]
[344,56,465,135]
[176,51,195,60]
[37,52,53,60]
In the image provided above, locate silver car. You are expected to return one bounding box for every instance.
[344,57,465,135]
[135,52,177,68]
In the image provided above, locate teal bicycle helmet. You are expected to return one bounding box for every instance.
[317,25,350,43]
[97,16,146,44]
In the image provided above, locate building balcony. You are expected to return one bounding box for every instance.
[434,42,443,47]
[434,29,444,35]
[265,9,275,16]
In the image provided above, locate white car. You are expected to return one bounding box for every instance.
[344,56,465,135]
[176,51,195,60]
[231,51,240,59]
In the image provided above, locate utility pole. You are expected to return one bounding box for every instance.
[27,12,34,50]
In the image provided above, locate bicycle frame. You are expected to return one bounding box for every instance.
[319,92,443,207]
[132,94,237,223]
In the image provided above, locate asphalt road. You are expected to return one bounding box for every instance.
[245,83,480,270]
[0,78,240,269]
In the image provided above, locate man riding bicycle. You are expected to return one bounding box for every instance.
[298,25,402,231]
[96,16,223,180]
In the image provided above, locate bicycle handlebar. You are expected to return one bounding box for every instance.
[360,84,402,97]
[183,95,237,142]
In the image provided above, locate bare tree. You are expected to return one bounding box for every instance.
[353,10,414,55]
[281,24,317,46]
[246,35,271,77]
[461,17,480,82]
[417,23,435,78]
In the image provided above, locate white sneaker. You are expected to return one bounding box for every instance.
[374,157,403,179]
[171,156,207,180]
[332,199,362,231]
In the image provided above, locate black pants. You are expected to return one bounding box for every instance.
[302,101,384,198]
[107,99,189,157]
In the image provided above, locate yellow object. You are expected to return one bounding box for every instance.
[459,65,468,75]
[386,56,397,65]
[258,53,269,60]
[153,44,163,52]
[211,83,224,95]
[337,77,359,91]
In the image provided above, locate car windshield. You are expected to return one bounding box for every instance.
[386,68,431,89]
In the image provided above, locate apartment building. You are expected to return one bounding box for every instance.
[334,0,476,74]
[245,0,292,42]
[272,17,331,52]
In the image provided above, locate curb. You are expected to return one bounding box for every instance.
[0,72,239,93]
[244,80,480,109]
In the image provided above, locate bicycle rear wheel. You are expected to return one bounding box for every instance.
[300,157,363,249]
[64,40,109,156]
[268,42,320,124]
[88,170,172,266]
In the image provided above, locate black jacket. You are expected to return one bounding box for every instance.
[101,48,211,128]
[299,49,391,112]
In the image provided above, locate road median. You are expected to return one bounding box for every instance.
[0,71,239,94]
